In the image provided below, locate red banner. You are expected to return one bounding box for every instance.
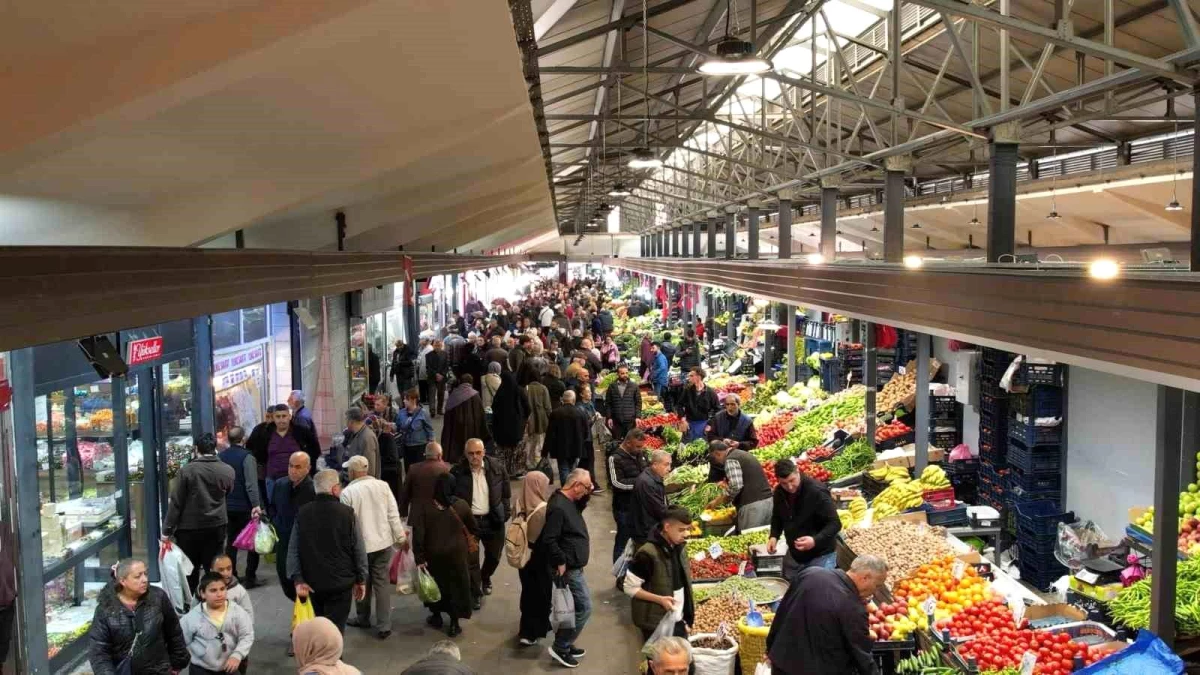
[126,336,164,366]
[403,256,414,306]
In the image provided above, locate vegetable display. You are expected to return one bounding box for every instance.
[666,463,708,485]
[876,420,913,443]
[693,576,779,604]
[1108,555,1200,636]
[693,595,748,633]
[755,412,795,447]
[669,482,724,519]
[690,553,750,580]
[824,439,876,479]
[842,519,952,587]
[685,531,770,559]
[673,439,709,465]
[958,628,1107,674]
[637,413,682,429]
[894,643,946,673]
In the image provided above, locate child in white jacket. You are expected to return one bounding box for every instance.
[180,571,254,675]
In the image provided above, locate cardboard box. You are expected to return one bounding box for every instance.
[872,448,946,470]
[1069,575,1125,603]
[1025,603,1088,624]
[879,511,928,525]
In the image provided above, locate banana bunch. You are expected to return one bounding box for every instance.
[848,497,868,522]
[873,502,899,520]
[869,465,911,484]
[838,509,855,529]
[874,480,924,511]
[918,465,950,490]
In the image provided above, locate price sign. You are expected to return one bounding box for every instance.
[921,596,937,616]
[717,622,732,642]
[738,560,748,576]
[898,365,907,376]
[1011,599,1027,628]
[1020,651,1037,675]
[693,551,707,562]
[952,560,966,580]
[708,542,724,559]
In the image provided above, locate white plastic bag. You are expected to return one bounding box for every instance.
[641,588,686,651]
[689,634,739,675]
[254,521,278,555]
[550,577,575,631]
[159,541,194,614]
[754,662,772,675]
[612,539,633,578]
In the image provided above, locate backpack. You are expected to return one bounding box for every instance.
[505,501,547,569]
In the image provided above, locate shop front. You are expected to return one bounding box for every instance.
[350,284,408,401]
[210,303,293,442]
[5,319,203,674]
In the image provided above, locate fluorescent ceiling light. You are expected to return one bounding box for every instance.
[1088,259,1120,280]
[806,253,826,265]
[699,38,772,75]
[903,255,924,269]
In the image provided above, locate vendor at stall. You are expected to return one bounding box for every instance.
[678,367,720,442]
[705,441,773,531]
[622,505,695,642]
[705,395,758,450]
[768,459,841,579]
[766,554,888,675]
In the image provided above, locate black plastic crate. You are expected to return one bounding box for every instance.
[1019,531,1059,557]
[930,430,962,450]
[1017,557,1069,591]
[981,347,1015,366]
[978,392,1009,419]
[1008,416,1063,446]
[1015,361,1066,388]
[1014,500,1074,536]
[979,411,1007,445]
[929,395,958,417]
[980,359,1008,388]
[1009,388,1063,419]
[978,442,1006,465]
[943,459,980,476]
[1008,438,1062,473]
[1007,465,1061,492]
[1006,484,1061,509]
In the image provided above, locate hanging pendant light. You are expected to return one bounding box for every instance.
[1167,120,1184,211]
[870,225,879,232]
[969,203,980,225]
[911,222,922,229]
[1046,146,1062,220]
[609,183,632,197]
[629,0,664,170]
[1166,198,1184,212]
[699,37,772,75]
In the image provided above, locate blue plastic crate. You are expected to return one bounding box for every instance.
[1020,532,1058,557]
[1010,388,1063,418]
[1017,557,1069,591]
[1008,438,1062,473]
[1007,466,1061,492]
[979,392,1009,419]
[1008,416,1063,446]
[1015,500,1074,536]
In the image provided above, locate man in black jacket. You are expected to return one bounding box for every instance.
[675,329,701,372]
[678,367,720,442]
[450,438,510,606]
[659,334,677,370]
[607,429,648,563]
[768,459,842,580]
[269,452,315,619]
[630,450,672,550]
[766,555,887,675]
[426,340,450,416]
[540,469,594,669]
[288,469,368,633]
[545,390,589,486]
[604,364,641,443]
[391,340,416,395]
[163,432,234,598]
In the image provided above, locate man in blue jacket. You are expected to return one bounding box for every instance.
[648,343,669,396]
[220,426,263,587]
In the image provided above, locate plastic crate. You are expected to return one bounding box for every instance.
[1007,466,1061,492]
[944,459,980,477]
[1014,500,1074,536]
[1020,531,1058,557]
[929,430,961,450]
[1009,388,1063,419]
[923,487,956,509]
[1008,486,1061,508]
[1015,361,1065,387]
[1008,416,1063,446]
[1017,558,1069,592]
[978,440,1006,465]
[980,378,1008,399]
[929,395,958,417]
[925,504,970,527]
[1038,621,1118,646]
[981,347,1015,366]
[1007,438,1062,473]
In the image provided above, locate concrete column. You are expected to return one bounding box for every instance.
[785,305,797,386]
[724,207,737,259]
[988,123,1020,263]
[1152,385,1185,645]
[777,191,794,260]
[883,156,911,263]
[915,332,931,473]
[640,235,646,256]
[692,219,702,258]
[747,200,761,260]
[820,181,839,260]
[1191,90,1200,271]
[673,227,682,257]
[706,213,718,258]
[681,221,691,257]
[865,322,877,451]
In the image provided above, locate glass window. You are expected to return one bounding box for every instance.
[349,320,368,403]
[36,381,120,507]
[161,359,195,480]
[241,306,268,344]
[44,540,122,668]
[212,310,241,351]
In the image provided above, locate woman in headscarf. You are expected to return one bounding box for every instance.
[480,361,502,409]
[514,472,554,647]
[411,473,476,637]
[293,616,362,675]
[439,374,489,465]
[639,333,654,379]
[490,370,531,477]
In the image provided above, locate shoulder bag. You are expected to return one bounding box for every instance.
[450,504,480,554]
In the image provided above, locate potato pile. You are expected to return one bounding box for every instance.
[693,595,748,633]
[876,359,941,412]
[842,519,952,587]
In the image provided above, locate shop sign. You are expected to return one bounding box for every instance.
[213,344,265,377]
[126,336,164,366]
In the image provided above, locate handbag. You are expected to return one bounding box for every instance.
[549,576,576,631]
[450,506,480,555]
[115,608,143,675]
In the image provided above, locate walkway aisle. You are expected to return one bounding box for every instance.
[243,413,642,673]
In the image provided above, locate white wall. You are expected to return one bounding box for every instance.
[1065,367,1158,537]
[932,338,979,453]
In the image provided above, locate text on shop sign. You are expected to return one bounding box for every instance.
[126,337,164,366]
[213,345,265,375]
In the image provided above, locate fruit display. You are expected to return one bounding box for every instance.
[644,435,665,450]
[690,553,751,580]
[958,628,1109,674]
[918,465,951,491]
[842,519,953,587]
[870,465,912,484]
[805,446,834,461]
[935,599,1019,639]
[876,420,912,444]
[877,359,940,412]
[868,599,913,641]
[839,496,869,529]
[1108,555,1200,636]
[637,413,682,429]
[874,480,925,512]
[795,459,832,483]
[751,387,867,462]
[893,556,992,622]
[701,506,736,524]
[762,461,779,490]
[755,412,795,447]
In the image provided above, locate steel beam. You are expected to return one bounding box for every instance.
[884,170,905,262]
[536,0,700,56]
[820,187,838,260]
[1152,385,1185,646]
[987,142,1019,263]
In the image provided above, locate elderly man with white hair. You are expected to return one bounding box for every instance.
[630,450,674,552]
[340,455,406,639]
[766,554,889,675]
[400,640,475,675]
[647,636,692,675]
[544,389,590,486]
[540,468,594,668]
[287,389,314,433]
[287,469,368,634]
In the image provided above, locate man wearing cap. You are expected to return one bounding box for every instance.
[340,455,406,639]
